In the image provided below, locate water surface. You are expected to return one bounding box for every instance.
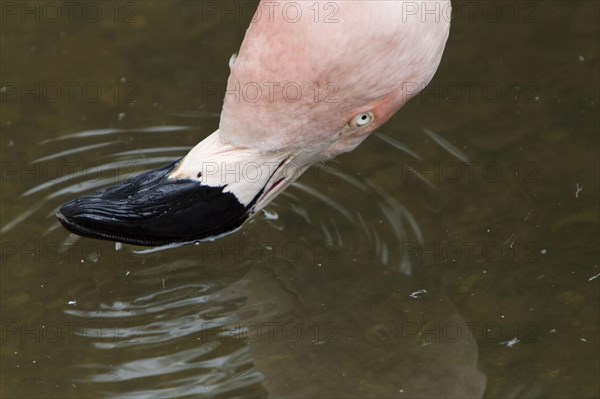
[1,1,598,398]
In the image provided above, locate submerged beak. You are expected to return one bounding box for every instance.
[57,131,311,246]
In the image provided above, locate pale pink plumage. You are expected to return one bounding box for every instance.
[220,0,451,157]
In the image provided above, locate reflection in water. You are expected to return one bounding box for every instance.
[5,125,486,398]
[234,266,486,398]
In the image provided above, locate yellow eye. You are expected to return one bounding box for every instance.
[351,112,374,127]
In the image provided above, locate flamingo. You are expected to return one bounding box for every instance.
[57,0,451,246]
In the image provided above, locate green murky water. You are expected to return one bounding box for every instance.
[1,1,598,398]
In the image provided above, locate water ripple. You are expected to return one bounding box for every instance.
[3,123,489,398]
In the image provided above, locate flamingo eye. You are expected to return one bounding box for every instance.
[351,112,374,127]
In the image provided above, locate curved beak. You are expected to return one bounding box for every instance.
[56,131,311,246]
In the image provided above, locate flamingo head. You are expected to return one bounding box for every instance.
[57,1,451,246]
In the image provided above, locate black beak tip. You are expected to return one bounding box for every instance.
[55,199,131,244]
[55,209,70,229]
[54,161,257,246]
[55,206,97,240]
